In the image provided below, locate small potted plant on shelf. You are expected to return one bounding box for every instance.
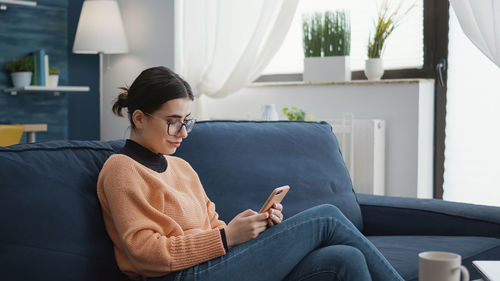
[282,107,314,121]
[303,10,351,82]
[5,57,34,88]
[49,67,60,87]
[365,0,415,80]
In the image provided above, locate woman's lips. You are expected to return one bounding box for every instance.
[168,141,181,148]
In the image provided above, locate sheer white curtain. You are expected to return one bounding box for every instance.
[445,1,500,207]
[450,0,500,67]
[174,0,299,119]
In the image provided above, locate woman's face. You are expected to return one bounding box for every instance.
[133,97,193,155]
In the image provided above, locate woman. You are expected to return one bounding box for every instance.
[97,66,404,281]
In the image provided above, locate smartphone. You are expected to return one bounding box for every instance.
[258,185,290,213]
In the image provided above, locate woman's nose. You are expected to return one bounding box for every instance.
[177,125,188,138]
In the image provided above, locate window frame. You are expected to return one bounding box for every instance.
[253,0,450,199]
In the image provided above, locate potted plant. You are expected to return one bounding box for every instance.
[282,107,314,121]
[365,0,415,80]
[49,67,60,87]
[303,10,351,82]
[5,57,34,88]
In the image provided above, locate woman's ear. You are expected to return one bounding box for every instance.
[131,109,146,129]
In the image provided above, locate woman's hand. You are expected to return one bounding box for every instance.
[267,203,283,227]
[225,209,269,248]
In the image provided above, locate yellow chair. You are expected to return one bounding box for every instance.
[0,124,25,146]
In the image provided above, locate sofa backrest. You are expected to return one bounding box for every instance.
[174,121,363,230]
[0,140,128,281]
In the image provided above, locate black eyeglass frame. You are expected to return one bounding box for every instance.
[144,112,196,136]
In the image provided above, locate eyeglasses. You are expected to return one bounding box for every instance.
[144,112,196,136]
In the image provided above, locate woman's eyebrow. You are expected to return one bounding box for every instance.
[166,112,192,118]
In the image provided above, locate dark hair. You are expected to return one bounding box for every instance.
[112,66,194,129]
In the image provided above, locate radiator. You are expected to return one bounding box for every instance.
[323,118,386,195]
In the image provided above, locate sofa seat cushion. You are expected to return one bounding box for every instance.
[173,120,363,231]
[368,235,500,281]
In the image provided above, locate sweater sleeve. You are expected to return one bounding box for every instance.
[206,196,228,229]
[98,162,227,275]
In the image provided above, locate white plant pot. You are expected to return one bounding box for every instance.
[10,72,32,88]
[261,104,279,121]
[364,58,384,81]
[303,56,351,82]
[49,75,59,87]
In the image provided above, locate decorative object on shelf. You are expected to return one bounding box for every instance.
[5,56,34,88]
[282,106,314,121]
[365,0,415,81]
[261,104,280,121]
[365,58,384,81]
[73,0,128,140]
[28,49,51,86]
[48,67,59,87]
[303,10,351,82]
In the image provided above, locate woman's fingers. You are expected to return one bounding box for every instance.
[269,207,283,222]
[246,212,269,222]
[271,213,282,224]
[273,203,283,211]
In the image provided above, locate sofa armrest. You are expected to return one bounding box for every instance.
[357,194,500,238]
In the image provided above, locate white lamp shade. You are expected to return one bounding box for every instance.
[73,0,128,54]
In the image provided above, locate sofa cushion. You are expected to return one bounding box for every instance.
[173,120,363,231]
[0,140,128,281]
[368,235,500,281]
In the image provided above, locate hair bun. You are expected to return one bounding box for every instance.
[112,87,129,117]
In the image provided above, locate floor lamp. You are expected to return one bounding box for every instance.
[72,0,128,140]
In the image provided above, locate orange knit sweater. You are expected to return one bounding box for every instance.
[96,154,228,280]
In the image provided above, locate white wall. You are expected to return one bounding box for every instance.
[101,0,175,141]
[200,80,435,198]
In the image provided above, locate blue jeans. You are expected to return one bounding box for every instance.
[144,204,403,281]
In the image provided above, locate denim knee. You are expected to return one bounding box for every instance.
[335,245,365,264]
[305,245,369,279]
[315,203,343,218]
[322,245,368,275]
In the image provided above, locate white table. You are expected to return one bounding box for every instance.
[22,124,47,143]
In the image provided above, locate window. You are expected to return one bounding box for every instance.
[261,0,424,75]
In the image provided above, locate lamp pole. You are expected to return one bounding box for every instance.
[99,51,103,140]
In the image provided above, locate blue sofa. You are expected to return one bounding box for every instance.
[1,120,499,281]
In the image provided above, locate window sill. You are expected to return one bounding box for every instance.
[248,78,434,88]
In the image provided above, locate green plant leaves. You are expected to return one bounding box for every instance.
[49,67,60,75]
[5,57,34,73]
[282,106,314,121]
[367,0,415,58]
[303,10,351,58]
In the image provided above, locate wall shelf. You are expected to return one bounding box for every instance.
[4,86,90,96]
[0,0,36,10]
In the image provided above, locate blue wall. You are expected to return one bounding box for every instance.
[0,0,99,142]
[67,0,99,141]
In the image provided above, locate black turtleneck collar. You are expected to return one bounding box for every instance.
[117,139,168,173]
